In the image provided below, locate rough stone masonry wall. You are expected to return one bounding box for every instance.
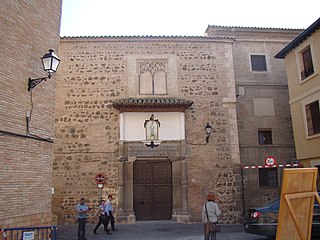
[53,42,124,224]
[0,0,62,228]
[54,38,242,224]
[181,43,242,223]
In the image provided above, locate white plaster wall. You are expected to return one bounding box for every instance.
[120,112,185,141]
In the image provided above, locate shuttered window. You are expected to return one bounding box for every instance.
[305,100,320,136]
[301,46,314,80]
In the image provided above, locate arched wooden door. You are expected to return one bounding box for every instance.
[133,160,172,220]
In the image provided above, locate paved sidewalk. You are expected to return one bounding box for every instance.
[56,221,268,240]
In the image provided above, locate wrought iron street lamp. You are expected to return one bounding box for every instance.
[28,49,61,91]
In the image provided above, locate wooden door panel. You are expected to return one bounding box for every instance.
[134,186,151,220]
[133,161,172,220]
[154,185,172,220]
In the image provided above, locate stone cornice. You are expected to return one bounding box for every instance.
[113,97,193,112]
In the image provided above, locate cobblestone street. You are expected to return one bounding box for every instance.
[57,221,269,240]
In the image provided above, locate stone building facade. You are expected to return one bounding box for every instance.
[53,27,302,225]
[206,26,302,208]
[53,36,242,224]
[0,0,62,229]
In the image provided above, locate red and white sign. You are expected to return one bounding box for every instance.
[264,156,277,167]
[242,155,303,169]
[242,163,302,169]
[95,173,106,184]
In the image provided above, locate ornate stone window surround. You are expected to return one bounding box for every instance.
[126,54,178,97]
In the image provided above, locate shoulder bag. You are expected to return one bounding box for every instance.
[205,203,221,232]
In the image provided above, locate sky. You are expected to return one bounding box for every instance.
[60,0,320,37]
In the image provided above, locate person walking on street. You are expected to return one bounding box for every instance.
[106,194,118,232]
[202,191,221,240]
[76,197,89,240]
[93,199,111,235]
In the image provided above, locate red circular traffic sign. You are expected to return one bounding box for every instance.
[95,173,106,184]
[264,156,277,167]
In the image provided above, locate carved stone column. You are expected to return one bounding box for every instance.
[117,160,125,221]
[172,159,191,223]
[124,160,136,223]
[181,159,189,214]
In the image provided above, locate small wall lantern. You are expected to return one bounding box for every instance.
[205,123,213,143]
[28,49,61,91]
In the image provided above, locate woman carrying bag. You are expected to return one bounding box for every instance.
[202,191,221,240]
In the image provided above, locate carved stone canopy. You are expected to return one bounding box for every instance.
[113,97,193,112]
[144,114,160,141]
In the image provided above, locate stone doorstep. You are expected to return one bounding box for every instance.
[171,214,192,223]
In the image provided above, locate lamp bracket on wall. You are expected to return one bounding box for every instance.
[28,76,50,92]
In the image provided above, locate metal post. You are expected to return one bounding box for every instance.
[241,167,246,220]
[98,187,102,202]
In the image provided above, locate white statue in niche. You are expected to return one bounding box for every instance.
[144,114,160,141]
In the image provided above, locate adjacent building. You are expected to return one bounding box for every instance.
[275,18,320,185]
[206,26,302,208]
[0,0,62,228]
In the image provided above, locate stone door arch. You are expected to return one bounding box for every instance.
[117,142,190,223]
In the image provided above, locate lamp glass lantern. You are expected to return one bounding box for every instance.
[205,123,213,143]
[41,49,60,78]
[205,123,213,135]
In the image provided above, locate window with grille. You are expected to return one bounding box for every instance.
[250,55,267,71]
[301,46,314,80]
[258,130,273,144]
[259,168,278,187]
[305,100,320,136]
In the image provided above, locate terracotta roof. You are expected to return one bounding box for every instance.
[206,25,303,32]
[113,97,193,112]
[275,17,320,59]
[60,35,235,42]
